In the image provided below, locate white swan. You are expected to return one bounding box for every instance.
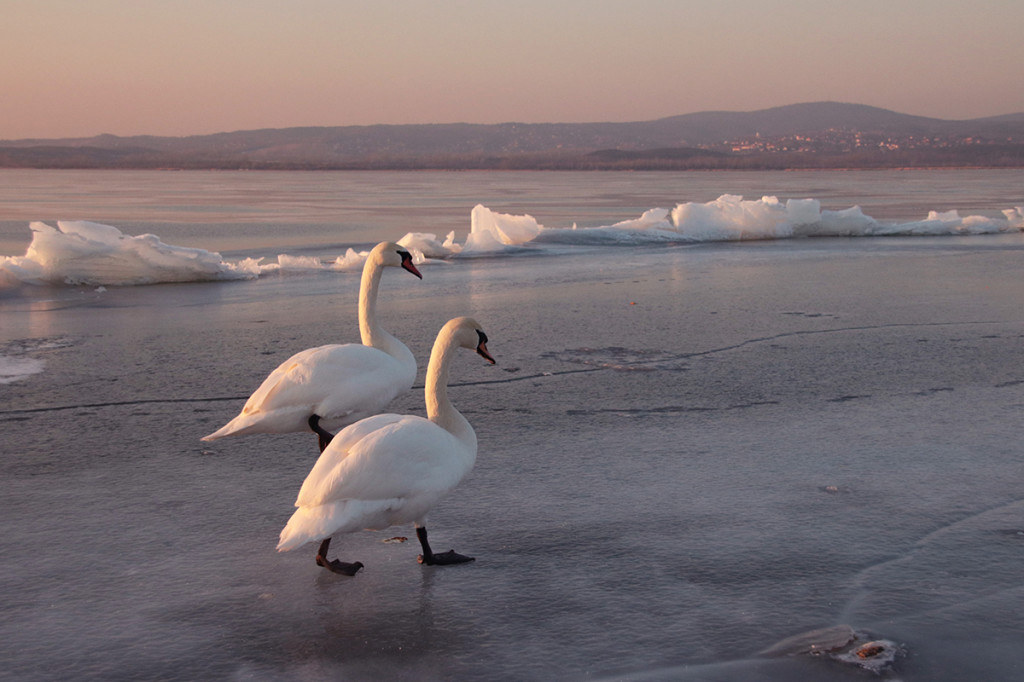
[276,316,495,575]
[201,241,422,448]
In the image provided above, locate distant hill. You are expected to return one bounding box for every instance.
[3,102,1024,170]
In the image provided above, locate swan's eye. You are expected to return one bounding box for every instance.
[397,250,411,260]
[477,330,488,344]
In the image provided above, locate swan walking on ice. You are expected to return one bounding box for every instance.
[276,317,496,575]
[201,242,422,451]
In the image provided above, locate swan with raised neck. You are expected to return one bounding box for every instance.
[276,316,495,574]
[358,241,421,362]
[425,316,494,445]
[200,241,422,444]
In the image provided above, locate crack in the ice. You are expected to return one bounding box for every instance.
[3,319,1014,416]
[827,395,871,403]
[567,400,780,417]
[682,319,1009,359]
[836,497,1024,624]
[0,396,241,416]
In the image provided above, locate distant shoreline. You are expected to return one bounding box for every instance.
[2,155,1023,172]
[1,163,1020,172]
[3,101,1023,171]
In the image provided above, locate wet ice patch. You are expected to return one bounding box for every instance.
[833,639,903,674]
[0,336,73,384]
[758,624,858,657]
[0,356,45,383]
[759,624,903,675]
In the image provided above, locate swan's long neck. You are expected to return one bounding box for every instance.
[358,257,413,365]
[425,333,476,450]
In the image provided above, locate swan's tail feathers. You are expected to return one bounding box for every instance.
[277,502,349,553]
[200,421,236,441]
[200,411,261,441]
[201,407,310,441]
[200,419,257,441]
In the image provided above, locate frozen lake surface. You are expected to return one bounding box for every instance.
[1,170,1023,680]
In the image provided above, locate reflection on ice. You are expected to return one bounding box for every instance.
[2,195,1023,287]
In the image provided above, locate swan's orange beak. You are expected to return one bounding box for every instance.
[476,341,496,364]
[400,252,423,279]
[475,329,495,363]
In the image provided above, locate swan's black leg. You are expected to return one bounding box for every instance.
[308,414,334,453]
[416,526,474,565]
[315,537,363,576]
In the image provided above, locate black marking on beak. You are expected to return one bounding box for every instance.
[476,330,496,364]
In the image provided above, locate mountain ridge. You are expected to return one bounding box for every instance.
[3,102,1023,170]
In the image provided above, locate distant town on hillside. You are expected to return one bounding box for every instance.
[2,102,1023,171]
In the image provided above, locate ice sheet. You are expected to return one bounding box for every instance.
[3,172,1024,681]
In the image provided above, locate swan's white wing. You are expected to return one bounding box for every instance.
[277,316,491,553]
[254,343,413,420]
[201,343,415,438]
[313,348,416,429]
[237,345,330,412]
[295,414,471,508]
[278,414,472,551]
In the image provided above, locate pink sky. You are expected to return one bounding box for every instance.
[3,0,1023,139]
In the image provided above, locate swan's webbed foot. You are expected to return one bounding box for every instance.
[315,537,362,575]
[415,526,474,566]
[316,555,364,575]
[418,549,475,566]
[308,414,335,453]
